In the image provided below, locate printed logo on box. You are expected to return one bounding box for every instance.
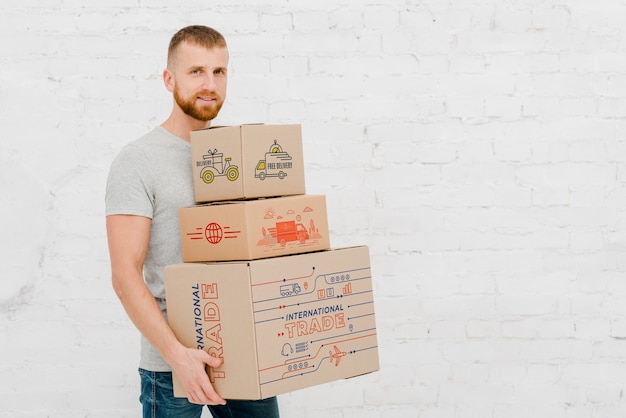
[250,262,378,389]
[254,140,294,181]
[190,282,226,383]
[195,139,296,186]
[184,204,324,250]
[186,223,241,244]
[196,148,240,185]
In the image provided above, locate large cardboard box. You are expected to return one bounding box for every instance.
[179,194,330,262]
[164,246,379,400]
[191,124,305,202]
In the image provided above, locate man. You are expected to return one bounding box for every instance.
[105,25,280,418]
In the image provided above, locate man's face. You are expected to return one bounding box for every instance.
[168,42,229,121]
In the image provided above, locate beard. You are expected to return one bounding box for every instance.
[174,88,224,121]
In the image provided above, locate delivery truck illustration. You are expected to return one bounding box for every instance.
[269,220,310,246]
[255,140,293,180]
[199,149,239,184]
[280,283,301,297]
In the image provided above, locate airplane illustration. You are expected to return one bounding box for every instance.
[329,345,347,367]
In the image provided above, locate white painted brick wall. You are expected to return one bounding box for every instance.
[2,1,626,417]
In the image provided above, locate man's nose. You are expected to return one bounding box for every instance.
[201,74,217,91]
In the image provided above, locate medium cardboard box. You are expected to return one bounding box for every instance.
[191,124,305,203]
[179,194,330,262]
[164,246,379,400]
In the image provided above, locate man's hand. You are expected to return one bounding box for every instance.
[170,346,226,405]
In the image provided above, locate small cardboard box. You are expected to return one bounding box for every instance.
[179,194,330,262]
[191,124,305,203]
[164,246,379,400]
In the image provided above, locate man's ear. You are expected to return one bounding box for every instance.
[163,68,175,92]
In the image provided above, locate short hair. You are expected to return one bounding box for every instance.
[167,25,227,68]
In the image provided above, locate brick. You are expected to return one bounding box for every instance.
[293,11,329,31]
[363,7,399,30]
[329,7,364,30]
[259,12,293,32]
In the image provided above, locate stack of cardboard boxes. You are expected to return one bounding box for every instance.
[164,124,380,400]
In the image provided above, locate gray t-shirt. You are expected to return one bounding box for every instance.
[105,126,195,371]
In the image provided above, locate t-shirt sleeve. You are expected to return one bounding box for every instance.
[105,144,155,219]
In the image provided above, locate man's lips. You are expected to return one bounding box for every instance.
[198,96,216,103]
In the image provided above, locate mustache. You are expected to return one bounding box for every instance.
[196,91,218,97]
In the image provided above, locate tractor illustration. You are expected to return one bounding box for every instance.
[200,149,239,184]
[255,140,293,180]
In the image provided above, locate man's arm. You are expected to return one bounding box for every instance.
[106,214,226,405]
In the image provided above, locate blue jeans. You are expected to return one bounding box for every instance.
[139,369,280,418]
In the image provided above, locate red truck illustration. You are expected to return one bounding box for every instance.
[255,140,293,180]
[199,149,239,184]
[268,220,309,247]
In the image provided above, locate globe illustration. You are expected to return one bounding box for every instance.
[204,222,223,244]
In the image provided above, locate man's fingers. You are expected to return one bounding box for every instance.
[188,384,226,405]
[201,384,226,405]
[197,349,223,368]
[206,354,223,368]
[178,348,226,405]
[190,350,226,405]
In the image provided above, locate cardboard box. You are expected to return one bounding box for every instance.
[164,246,379,400]
[179,194,330,262]
[191,124,305,202]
